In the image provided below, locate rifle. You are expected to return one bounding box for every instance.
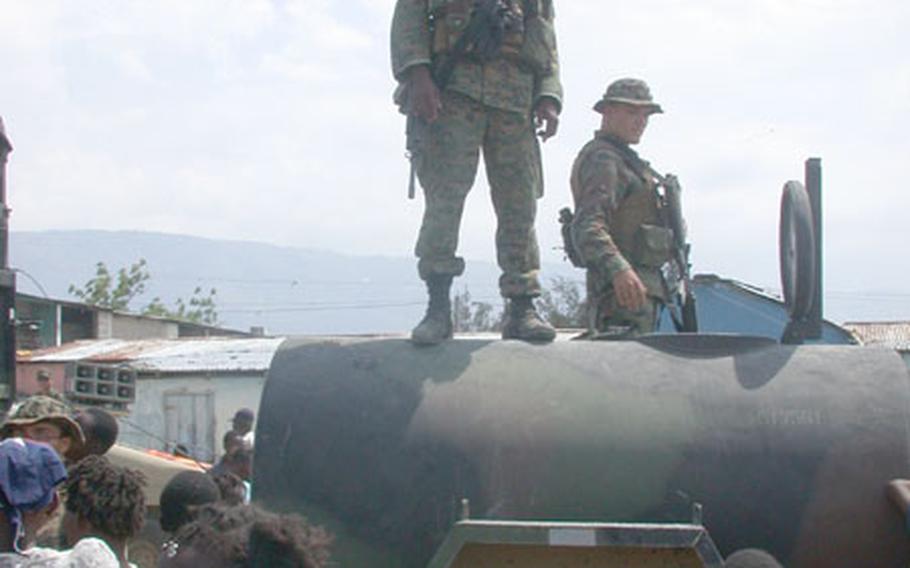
[652,171,698,332]
[405,0,514,199]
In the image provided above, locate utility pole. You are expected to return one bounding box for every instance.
[0,117,17,409]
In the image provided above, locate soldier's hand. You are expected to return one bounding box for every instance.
[612,269,648,311]
[534,98,559,141]
[408,65,442,123]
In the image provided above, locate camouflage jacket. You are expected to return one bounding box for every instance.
[391,0,563,114]
[570,132,674,298]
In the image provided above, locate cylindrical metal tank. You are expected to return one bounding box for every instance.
[254,335,910,567]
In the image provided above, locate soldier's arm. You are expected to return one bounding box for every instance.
[571,153,632,281]
[532,4,563,115]
[390,0,431,82]
[391,1,441,122]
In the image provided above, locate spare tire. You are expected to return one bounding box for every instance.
[779,180,816,320]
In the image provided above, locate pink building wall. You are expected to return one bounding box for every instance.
[15,362,67,397]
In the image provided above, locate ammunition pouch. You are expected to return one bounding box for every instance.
[428,0,555,76]
[559,207,586,268]
[430,0,471,56]
[634,224,675,268]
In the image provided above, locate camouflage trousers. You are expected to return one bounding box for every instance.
[415,90,542,297]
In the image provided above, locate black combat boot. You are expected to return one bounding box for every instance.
[411,275,454,345]
[501,296,556,342]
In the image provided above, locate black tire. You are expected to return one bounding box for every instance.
[779,180,816,320]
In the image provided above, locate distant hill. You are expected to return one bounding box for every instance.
[10,230,579,335]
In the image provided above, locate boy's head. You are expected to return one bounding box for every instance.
[71,407,119,460]
[159,471,220,533]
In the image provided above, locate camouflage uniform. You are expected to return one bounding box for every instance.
[570,80,675,335]
[391,0,562,298]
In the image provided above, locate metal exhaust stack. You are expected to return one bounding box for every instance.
[804,158,823,339]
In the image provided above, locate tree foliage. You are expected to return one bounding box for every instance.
[69,259,219,325]
[536,276,587,329]
[450,277,587,333]
[453,287,500,332]
[68,259,150,311]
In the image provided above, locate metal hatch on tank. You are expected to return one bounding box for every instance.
[253,161,910,567]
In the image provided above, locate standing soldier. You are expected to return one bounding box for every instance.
[392,0,563,345]
[569,78,690,336]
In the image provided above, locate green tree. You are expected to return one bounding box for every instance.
[537,276,587,329]
[68,259,150,311]
[70,259,219,325]
[172,287,219,325]
[452,287,501,332]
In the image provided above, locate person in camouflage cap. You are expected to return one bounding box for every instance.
[0,396,86,463]
[568,78,681,336]
[392,0,562,345]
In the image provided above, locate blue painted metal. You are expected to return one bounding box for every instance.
[658,275,854,345]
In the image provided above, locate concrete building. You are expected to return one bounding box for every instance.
[843,321,910,368]
[18,336,283,462]
[15,292,251,352]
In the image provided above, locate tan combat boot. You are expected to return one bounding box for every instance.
[411,276,454,345]
[501,296,556,343]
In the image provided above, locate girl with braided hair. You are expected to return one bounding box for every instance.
[62,455,146,568]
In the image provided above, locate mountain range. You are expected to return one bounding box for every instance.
[10,230,579,335]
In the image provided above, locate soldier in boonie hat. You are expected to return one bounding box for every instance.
[0,396,86,463]
[567,75,687,338]
[593,78,663,114]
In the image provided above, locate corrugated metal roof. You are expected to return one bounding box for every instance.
[20,337,285,374]
[843,322,910,351]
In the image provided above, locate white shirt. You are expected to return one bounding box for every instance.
[0,538,122,568]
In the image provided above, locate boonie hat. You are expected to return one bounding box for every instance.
[0,438,67,551]
[593,78,663,114]
[0,396,86,457]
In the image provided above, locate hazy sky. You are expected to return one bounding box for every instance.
[2,1,909,320]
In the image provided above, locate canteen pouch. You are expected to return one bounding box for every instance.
[635,224,674,268]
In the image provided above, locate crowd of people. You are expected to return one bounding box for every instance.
[0,397,331,567]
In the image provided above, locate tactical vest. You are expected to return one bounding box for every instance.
[428,0,556,74]
[571,138,674,275]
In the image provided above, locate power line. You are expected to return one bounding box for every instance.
[218,301,427,314]
[150,276,424,288]
[12,268,50,298]
[217,295,506,314]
